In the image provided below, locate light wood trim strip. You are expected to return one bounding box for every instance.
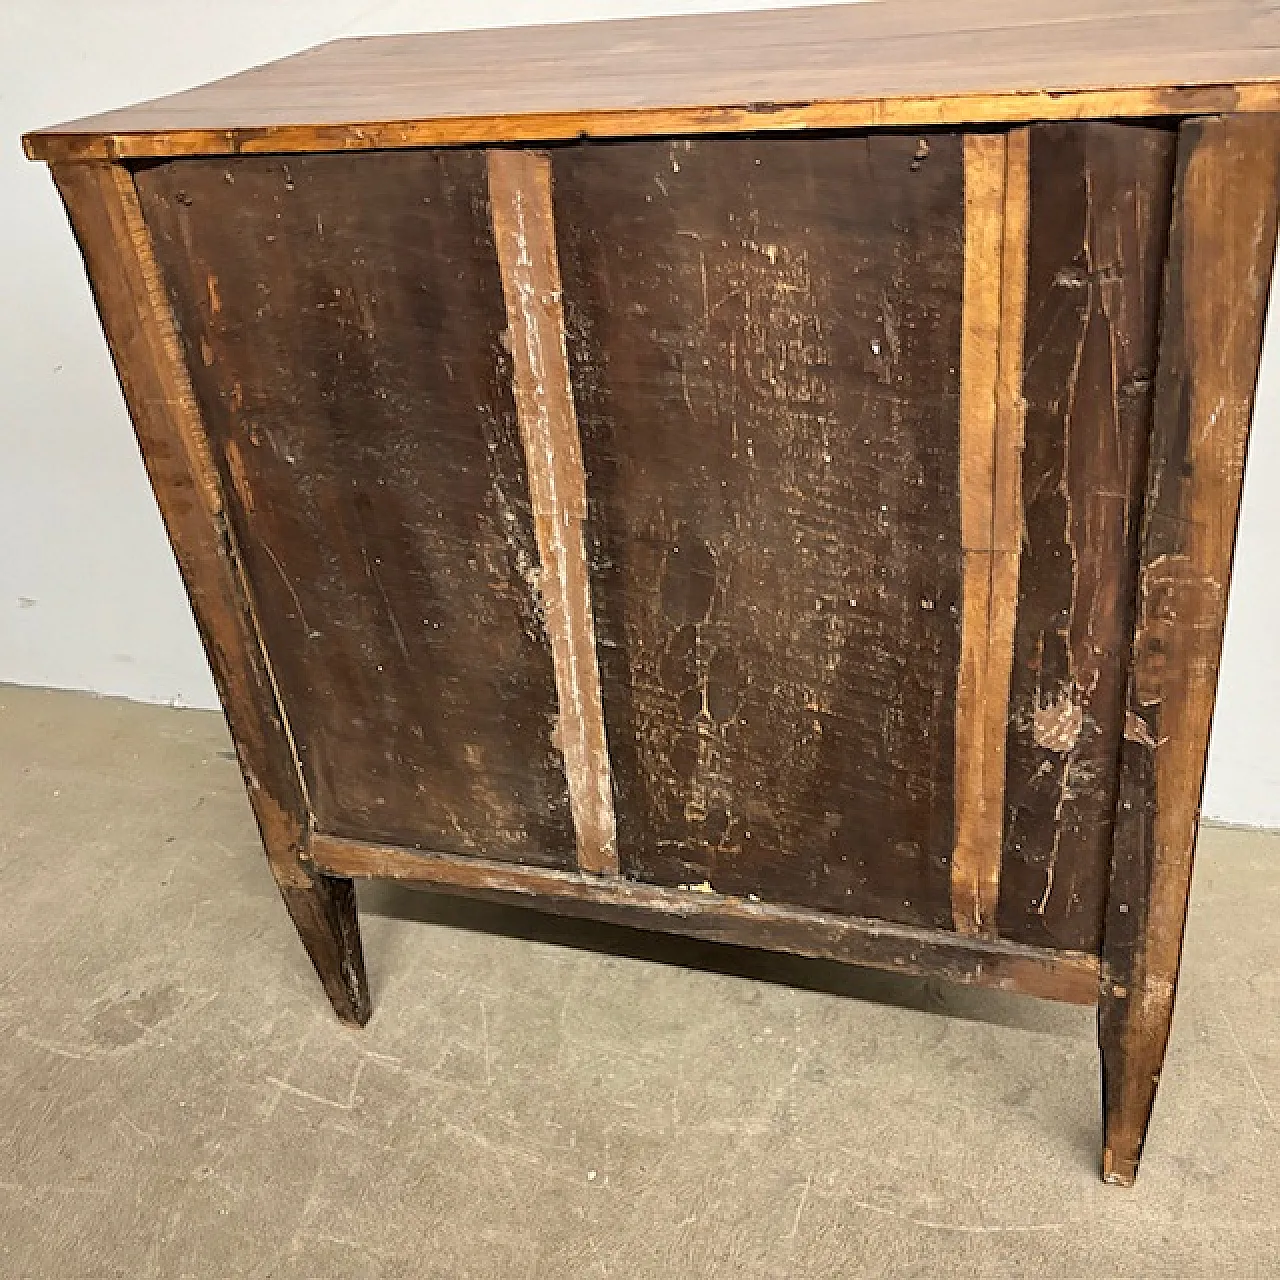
[953,134,1004,936]
[23,83,1280,165]
[1100,113,1280,1186]
[487,149,619,876]
[983,128,1031,931]
[952,130,1030,937]
[308,831,1101,1005]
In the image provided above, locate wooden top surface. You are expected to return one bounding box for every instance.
[25,0,1280,162]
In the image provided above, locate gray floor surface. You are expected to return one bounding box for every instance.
[2,683,1278,1278]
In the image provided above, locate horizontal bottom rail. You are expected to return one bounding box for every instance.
[308,832,1101,1006]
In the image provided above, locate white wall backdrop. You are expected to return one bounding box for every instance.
[3,0,1278,825]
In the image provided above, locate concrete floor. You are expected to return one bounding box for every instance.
[1,686,1279,1278]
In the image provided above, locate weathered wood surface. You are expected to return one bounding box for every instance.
[1099,114,1280,1186]
[53,160,370,1025]
[553,133,965,929]
[135,150,577,867]
[951,129,1028,937]
[488,150,619,876]
[997,123,1177,954]
[23,0,1280,161]
[309,832,1102,1005]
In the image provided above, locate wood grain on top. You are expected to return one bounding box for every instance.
[24,0,1280,161]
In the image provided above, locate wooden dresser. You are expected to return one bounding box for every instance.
[25,0,1280,1184]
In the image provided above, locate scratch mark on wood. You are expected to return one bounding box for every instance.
[488,149,619,876]
[261,539,316,641]
[360,544,410,664]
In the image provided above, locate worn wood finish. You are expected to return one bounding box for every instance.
[951,129,1028,937]
[134,150,577,867]
[308,832,1102,1005]
[51,161,370,1026]
[553,133,966,928]
[997,124,1177,955]
[1099,114,1280,1186]
[487,150,619,876]
[21,0,1280,162]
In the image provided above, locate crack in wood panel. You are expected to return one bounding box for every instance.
[488,149,619,876]
[953,130,1030,936]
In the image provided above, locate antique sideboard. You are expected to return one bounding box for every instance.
[25,0,1280,1184]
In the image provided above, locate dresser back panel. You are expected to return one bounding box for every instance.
[131,125,1175,936]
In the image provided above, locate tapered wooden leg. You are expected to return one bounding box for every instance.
[274,871,371,1028]
[1099,890,1175,1187]
[1100,989,1174,1186]
[1098,115,1280,1186]
[1099,727,1173,1187]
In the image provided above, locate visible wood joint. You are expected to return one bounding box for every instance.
[952,129,1030,936]
[487,149,619,876]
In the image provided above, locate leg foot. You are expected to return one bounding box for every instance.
[274,871,371,1027]
[1098,974,1173,1187]
[1101,1147,1138,1188]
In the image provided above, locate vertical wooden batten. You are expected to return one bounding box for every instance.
[487,149,620,876]
[953,129,1031,936]
[49,160,371,1026]
[1099,114,1280,1186]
